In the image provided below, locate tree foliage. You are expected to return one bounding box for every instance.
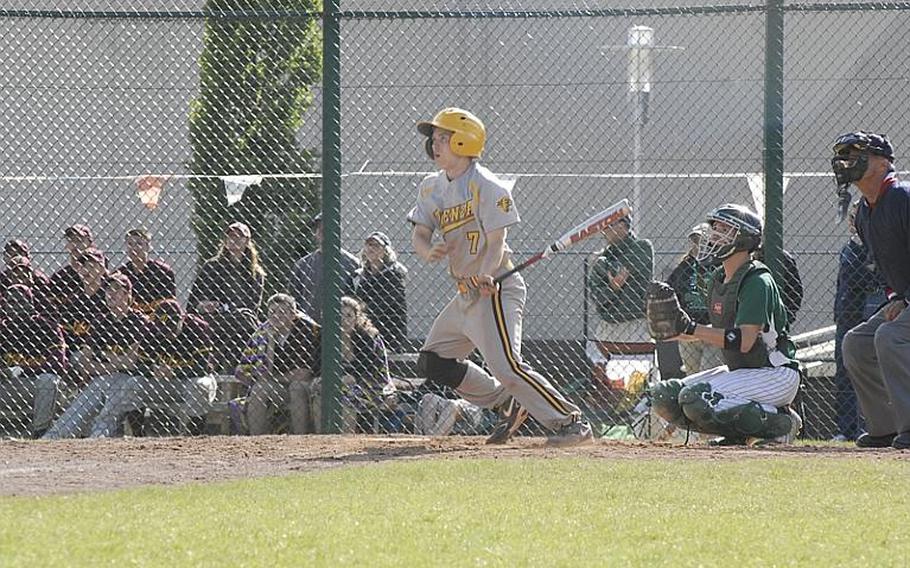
[189,0,323,295]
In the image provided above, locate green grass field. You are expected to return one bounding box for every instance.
[1,456,907,566]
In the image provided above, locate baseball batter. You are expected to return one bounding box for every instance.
[408,107,593,446]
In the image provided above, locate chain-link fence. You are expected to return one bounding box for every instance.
[0,1,904,442]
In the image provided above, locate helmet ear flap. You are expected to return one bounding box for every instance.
[424,137,434,160]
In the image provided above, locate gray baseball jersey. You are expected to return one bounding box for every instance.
[408,161,580,429]
[408,162,518,280]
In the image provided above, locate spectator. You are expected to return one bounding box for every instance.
[48,224,99,324]
[187,222,264,373]
[586,213,654,369]
[1,240,51,299]
[338,296,398,433]
[831,202,886,442]
[415,393,487,436]
[43,273,148,439]
[667,223,723,375]
[353,231,408,353]
[2,255,53,317]
[0,285,66,438]
[132,299,217,436]
[114,228,177,315]
[289,213,360,324]
[754,246,804,326]
[57,248,110,377]
[834,131,910,449]
[238,293,321,435]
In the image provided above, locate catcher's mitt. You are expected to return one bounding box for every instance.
[645,281,695,340]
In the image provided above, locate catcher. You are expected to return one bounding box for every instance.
[645,203,801,445]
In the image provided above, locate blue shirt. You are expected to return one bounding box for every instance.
[834,238,884,323]
[855,175,910,299]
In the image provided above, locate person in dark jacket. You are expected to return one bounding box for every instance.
[288,213,360,324]
[831,202,886,441]
[835,131,910,449]
[753,246,804,326]
[187,222,264,373]
[353,231,408,353]
[667,223,723,375]
[339,296,398,433]
[587,214,654,360]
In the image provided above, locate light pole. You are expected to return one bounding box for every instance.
[627,25,653,228]
[607,26,683,233]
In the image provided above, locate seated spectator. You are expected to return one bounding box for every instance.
[114,228,177,315]
[2,255,53,317]
[353,231,408,353]
[237,293,321,435]
[43,274,148,439]
[667,223,723,375]
[132,299,217,435]
[753,246,803,326]
[48,224,102,323]
[0,285,66,438]
[415,393,487,436]
[289,213,360,324]
[338,296,399,433]
[188,222,263,373]
[56,247,109,363]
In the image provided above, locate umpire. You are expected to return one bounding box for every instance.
[833,131,910,450]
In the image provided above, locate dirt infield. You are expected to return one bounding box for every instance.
[1,435,906,497]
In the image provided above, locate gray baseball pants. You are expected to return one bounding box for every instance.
[422,274,581,430]
[843,305,910,436]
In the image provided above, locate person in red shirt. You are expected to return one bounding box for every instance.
[2,255,53,318]
[43,273,149,439]
[0,284,66,438]
[133,299,217,435]
[48,224,97,323]
[113,228,176,316]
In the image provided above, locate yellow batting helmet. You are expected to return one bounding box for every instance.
[417,108,486,158]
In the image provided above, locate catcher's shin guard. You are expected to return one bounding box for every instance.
[649,379,687,427]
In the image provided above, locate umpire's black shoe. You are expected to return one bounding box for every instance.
[855,432,897,448]
[892,432,910,450]
[485,397,528,445]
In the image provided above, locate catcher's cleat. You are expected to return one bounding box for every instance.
[546,418,595,447]
[485,397,529,445]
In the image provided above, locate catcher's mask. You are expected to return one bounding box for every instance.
[696,204,762,264]
[831,131,894,220]
[417,108,486,160]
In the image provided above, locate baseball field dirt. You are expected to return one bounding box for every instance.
[2,435,907,497]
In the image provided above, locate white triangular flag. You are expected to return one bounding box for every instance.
[222,175,263,205]
[746,173,790,219]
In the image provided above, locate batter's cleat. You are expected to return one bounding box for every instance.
[546,418,594,447]
[485,397,529,445]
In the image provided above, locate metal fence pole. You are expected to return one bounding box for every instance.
[321,0,342,433]
[763,0,785,279]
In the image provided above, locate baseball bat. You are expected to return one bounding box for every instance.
[494,199,631,284]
